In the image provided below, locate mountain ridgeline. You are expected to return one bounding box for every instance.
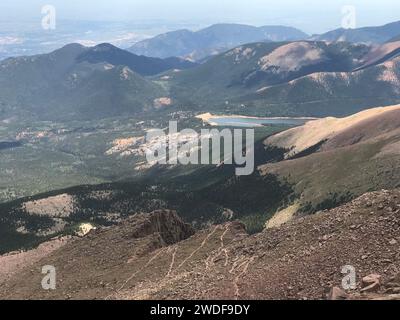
[128,23,308,61]
[164,40,400,117]
[312,21,400,44]
[76,43,197,76]
[2,38,400,121]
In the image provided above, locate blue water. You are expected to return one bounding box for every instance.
[209,117,311,128]
[0,141,22,150]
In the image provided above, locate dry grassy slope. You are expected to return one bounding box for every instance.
[0,189,399,300]
[360,41,400,68]
[265,104,400,157]
[321,108,400,151]
[260,105,400,209]
[357,41,400,69]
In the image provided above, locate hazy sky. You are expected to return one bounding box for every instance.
[1,0,400,33]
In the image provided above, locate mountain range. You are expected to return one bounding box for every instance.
[313,20,400,44]
[2,38,400,121]
[166,40,400,117]
[0,43,197,120]
[128,23,308,61]
[128,21,400,63]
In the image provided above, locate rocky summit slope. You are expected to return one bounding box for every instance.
[1,189,399,300]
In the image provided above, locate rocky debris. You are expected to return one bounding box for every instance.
[127,210,195,245]
[335,273,400,300]
[153,97,172,109]
[75,223,97,237]
[361,274,382,293]
[0,236,72,285]
[1,190,400,300]
[327,287,349,300]
[383,274,400,294]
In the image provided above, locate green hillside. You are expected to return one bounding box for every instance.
[0,44,171,121]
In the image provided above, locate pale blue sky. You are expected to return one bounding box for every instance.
[1,0,400,33]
